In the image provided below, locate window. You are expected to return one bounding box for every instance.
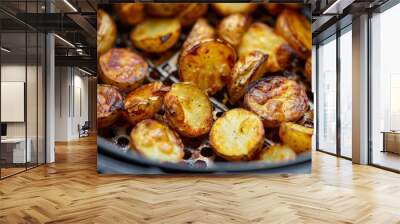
[317,36,337,154]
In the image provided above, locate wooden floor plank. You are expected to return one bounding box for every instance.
[0,136,400,224]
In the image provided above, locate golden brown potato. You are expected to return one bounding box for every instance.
[244,76,309,128]
[227,51,268,104]
[99,48,148,92]
[97,9,117,55]
[97,84,123,129]
[114,3,144,25]
[305,56,312,82]
[164,83,213,138]
[212,3,257,16]
[276,9,312,59]
[122,82,169,125]
[238,22,295,73]
[210,108,264,161]
[263,3,302,16]
[182,18,216,50]
[179,39,236,95]
[130,119,184,163]
[177,4,208,27]
[131,19,181,53]
[259,145,296,162]
[217,13,252,48]
[279,122,313,153]
[145,3,188,17]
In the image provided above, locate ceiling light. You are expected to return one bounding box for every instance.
[54,34,75,48]
[63,0,78,12]
[77,67,93,76]
[1,47,11,53]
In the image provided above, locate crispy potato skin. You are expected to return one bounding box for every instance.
[259,145,296,162]
[97,84,123,129]
[218,13,252,48]
[114,3,144,25]
[164,83,213,138]
[99,48,148,92]
[131,19,181,53]
[212,3,257,16]
[210,108,265,161]
[182,18,216,50]
[238,22,295,73]
[97,10,117,55]
[123,82,169,125]
[145,3,188,17]
[305,56,312,82]
[244,76,308,128]
[279,122,313,153]
[177,4,208,27]
[130,119,184,163]
[276,9,312,59]
[179,39,236,95]
[227,51,268,104]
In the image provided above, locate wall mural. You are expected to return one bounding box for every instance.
[96,3,313,174]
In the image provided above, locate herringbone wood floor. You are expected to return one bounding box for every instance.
[1,136,400,224]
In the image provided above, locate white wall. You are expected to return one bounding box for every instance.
[54,67,89,141]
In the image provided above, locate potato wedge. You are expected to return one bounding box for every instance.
[131,19,181,53]
[212,3,257,16]
[123,82,169,125]
[145,3,188,17]
[99,48,148,92]
[276,9,312,59]
[177,3,208,27]
[179,39,236,95]
[244,76,308,128]
[238,22,295,73]
[97,9,117,55]
[114,3,144,25]
[279,122,313,153]
[217,13,252,48]
[97,84,123,129]
[305,56,312,82]
[210,108,264,161]
[130,119,184,163]
[259,145,296,162]
[227,51,268,104]
[164,83,213,138]
[182,18,216,50]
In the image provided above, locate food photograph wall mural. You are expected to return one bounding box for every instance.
[96,2,313,174]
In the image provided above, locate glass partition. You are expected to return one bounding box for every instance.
[370,3,400,171]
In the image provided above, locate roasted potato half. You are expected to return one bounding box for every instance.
[227,51,269,104]
[114,3,144,25]
[179,39,236,95]
[276,9,312,59]
[212,3,257,16]
[130,119,184,163]
[131,19,181,53]
[210,108,264,161]
[279,122,313,153]
[244,76,309,128]
[145,3,188,17]
[99,48,148,92]
[305,56,312,82]
[217,13,252,48]
[182,18,216,50]
[123,82,169,125]
[97,84,123,129]
[259,145,296,162]
[164,83,213,138]
[177,4,208,27]
[97,9,117,55]
[238,22,295,73]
